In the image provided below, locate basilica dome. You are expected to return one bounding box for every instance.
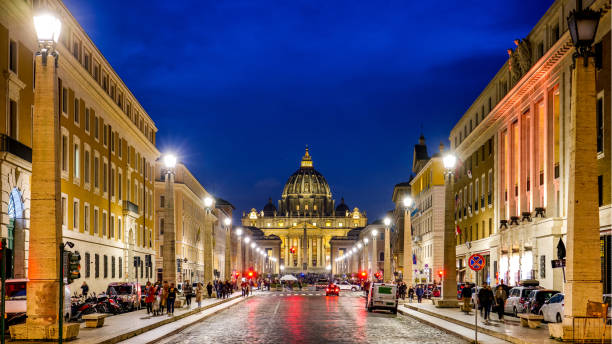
[278,147,334,216]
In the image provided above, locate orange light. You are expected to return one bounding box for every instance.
[438,270,444,277]
[248,271,253,277]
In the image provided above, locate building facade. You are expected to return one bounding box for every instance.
[449,0,611,291]
[1,0,159,294]
[242,147,367,274]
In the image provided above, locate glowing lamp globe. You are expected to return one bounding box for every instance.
[34,13,62,43]
[443,154,457,170]
[403,196,413,208]
[163,154,177,169]
[204,196,213,208]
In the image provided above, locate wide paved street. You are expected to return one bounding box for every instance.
[158,292,465,344]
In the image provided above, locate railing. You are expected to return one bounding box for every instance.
[123,200,139,214]
[0,134,32,162]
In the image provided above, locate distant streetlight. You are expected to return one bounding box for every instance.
[163,154,177,169]
[203,196,213,208]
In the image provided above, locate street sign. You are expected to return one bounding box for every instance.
[551,259,566,268]
[468,254,485,271]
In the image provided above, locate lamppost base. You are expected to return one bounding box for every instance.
[548,321,611,341]
[432,298,460,308]
[10,322,80,340]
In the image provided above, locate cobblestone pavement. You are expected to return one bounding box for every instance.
[158,292,466,344]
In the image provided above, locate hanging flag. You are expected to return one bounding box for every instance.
[412,253,417,265]
[456,225,461,235]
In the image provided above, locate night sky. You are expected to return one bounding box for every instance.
[63,0,552,222]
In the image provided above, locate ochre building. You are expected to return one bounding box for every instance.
[242,148,366,274]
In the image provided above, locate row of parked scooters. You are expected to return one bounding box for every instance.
[70,292,139,321]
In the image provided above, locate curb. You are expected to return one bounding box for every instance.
[401,304,541,344]
[94,294,246,344]
[397,307,479,344]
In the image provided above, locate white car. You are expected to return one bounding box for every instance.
[366,283,398,314]
[4,279,72,324]
[504,286,540,316]
[336,281,360,291]
[540,293,564,323]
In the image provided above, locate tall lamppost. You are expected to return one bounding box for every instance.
[549,1,601,340]
[162,154,177,286]
[403,196,414,286]
[383,217,392,282]
[223,217,232,280]
[235,228,243,279]
[371,229,378,281]
[203,196,214,284]
[434,153,459,307]
[362,238,369,278]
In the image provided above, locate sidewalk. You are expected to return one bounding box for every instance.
[70,292,252,344]
[398,299,557,344]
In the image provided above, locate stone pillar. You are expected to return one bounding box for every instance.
[236,237,242,276]
[224,226,231,280]
[162,171,177,285]
[203,211,214,284]
[435,173,459,307]
[316,237,321,268]
[549,57,604,341]
[308,238,312,267]
[403,208,413,286]
[14,53,80,340]
[283,237,288,266]
[371,235,376,280]
[384,226,391,282]
[331,246,336,276]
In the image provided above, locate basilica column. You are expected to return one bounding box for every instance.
[308,238,313,267]
[316,237,321,268]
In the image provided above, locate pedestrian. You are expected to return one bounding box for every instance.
[416,285,424,303]
[145,281,155,314]
[184,280,193,307]
[196,282,204,308]
[80,281,89,297]
[161,281,169,314]
[206,282,213,298]
[167,283,178,315]
[478,283,494,324]
[461,283,473,313]
[494,285,507,322]
[408,285,414,302]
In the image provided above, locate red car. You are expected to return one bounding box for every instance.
[326,284,340,296]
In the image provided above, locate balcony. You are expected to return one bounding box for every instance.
[123,200,139,216]
[0,134,32,163]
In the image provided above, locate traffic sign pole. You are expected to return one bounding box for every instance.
[468,253,485,344]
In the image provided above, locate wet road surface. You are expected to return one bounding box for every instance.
[158,291,465,344]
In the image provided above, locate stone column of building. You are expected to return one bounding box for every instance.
[308,238,312,267]
[384,226,391,282]
[403,208,413,285]
[236,236,242,276]
[203,212,214,284]
[224,226,231,280]
[302,225,307,270]
[316,237,321,268]
[435,171,459,307]
[162,171,177,285]
[16,53,77,340]
[331,246,336,275]
[371,235,376,279]
[549,57,602,340]
[283,237,288,267]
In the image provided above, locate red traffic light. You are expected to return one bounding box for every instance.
[248,271,253,277]
[438,270,444,277]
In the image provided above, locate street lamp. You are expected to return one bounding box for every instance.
[403,195,414,285]
[162,153,178,288]
[244,237,250,243]
[33,10,62,65]
[163,154,177,169]
[204,196,214,208]
[203,195,214,285]
[567,0,600,64]
[223,217,232,227]
[236,228,243,236]
[383,217,392,282]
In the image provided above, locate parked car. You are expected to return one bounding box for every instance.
[107,282,141,311]
[336,281,360,291]
[325,284,339,296]
[4,279,71,327]
[526,289,559,314]
[540,293,564,323]
[366,283,398,314]
[504,281,541,317]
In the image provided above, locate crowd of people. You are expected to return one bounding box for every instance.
[460,281,509,324]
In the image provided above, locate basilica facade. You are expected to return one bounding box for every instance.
[242,148,367,274]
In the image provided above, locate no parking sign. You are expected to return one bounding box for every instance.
[468,254,485,271]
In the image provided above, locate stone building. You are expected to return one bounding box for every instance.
[242,147,367,274]
[391,181,410,279]
[449,0,610,291]
[0,0,158,294]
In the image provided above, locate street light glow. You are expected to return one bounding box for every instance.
[363,238,369,244]
[163,154,177,169]
[372,229,378,237]
[33,13,62,43]
[383,217,391,226]
[403,195,413,208]
[443,153,457,170]
[204,196,213,208]
[357,243,362,249]
[250,243,256,248]
[236,228,243,236]
[244,237,250,243]
[224,217,232,226]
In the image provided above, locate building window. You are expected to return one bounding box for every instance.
[118,217,122,240]
[61,195,67,227]
[84,150,90,184]
[9,40,17,73]
[111,256,116,278]
[598,175,603,207]
[118,172,122,201]
[73,143,80,180]
[85,108,90,132]
[94,254,99,278]
[159,218,164,235]
[103,255,108,278]
[94,156,99,189]
[103,161,108,193]
[160,195,165,208]
[84,203,90,233]
[62,88,68,114]
[73,199,79,230]
[110,214,115,239]
[118,138,122,158]
[85,252,91,278]
[94,116,99,140]
[94,208,99,234]
[8,100,17,139]
[596,97,603,153]
[102,211,107,237]
[118,257,122,278]
[74,98,79,124]
[61,135,68,172]
[110,167,115,198]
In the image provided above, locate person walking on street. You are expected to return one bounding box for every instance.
[80,281,89,297]
[195,282,203,308]
[184,280,193,307]
[206,282,213,299]
[461,283,473,313]
[145,281,155,314]
[161,281,169,315]
[167,283,178,315]
[416,285,424,303]
[478,283,494,324]
[408,285,415,302]
[494,285,507,322]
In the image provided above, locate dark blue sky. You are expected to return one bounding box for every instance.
[64,0,552,222]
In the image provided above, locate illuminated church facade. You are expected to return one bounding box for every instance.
[242,148,367,274]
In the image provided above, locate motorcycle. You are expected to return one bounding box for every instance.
[70,293,98,321]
